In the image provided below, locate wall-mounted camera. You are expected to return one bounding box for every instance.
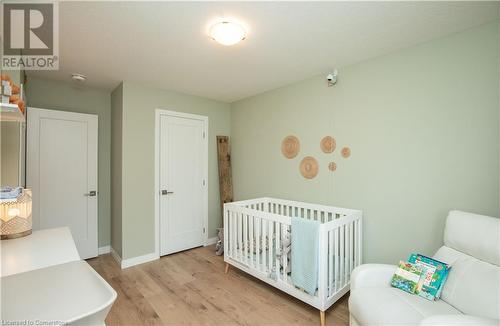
[326,69,338,87]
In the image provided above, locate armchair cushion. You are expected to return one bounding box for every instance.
[419,314,499,326]
[444,211,500,266]
[349,287,461,325]
[350,264,396,291]
[433,248,500,320]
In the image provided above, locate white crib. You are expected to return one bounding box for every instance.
[223,197,362,325]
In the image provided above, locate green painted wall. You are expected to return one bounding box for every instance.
[1,121,21,187]
[27,77,112,247]
[111,83,123,256]
[231,22,500,264]
[120,82,231,259]
[1,68,25,188]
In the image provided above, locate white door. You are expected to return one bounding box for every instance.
[27,108,98,259]
[159,112,207,256]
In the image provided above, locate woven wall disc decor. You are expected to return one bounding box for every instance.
[328,162,337,172]
[320,136,336,153]
[300,156,319,179]
[281,135,300,159]
[341,147,351,158]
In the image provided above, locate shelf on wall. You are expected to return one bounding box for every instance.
[0,103,25,122]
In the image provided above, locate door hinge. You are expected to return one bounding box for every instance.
[202,179,206,186]
[203,227,206,233]
[203,132,205,139]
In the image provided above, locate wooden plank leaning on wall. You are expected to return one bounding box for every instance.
[216,136,233,257]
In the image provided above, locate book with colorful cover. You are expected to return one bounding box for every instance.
[408,253,450,301]
[391,261,423,294]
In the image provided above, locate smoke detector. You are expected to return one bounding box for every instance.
[71,73,87,83]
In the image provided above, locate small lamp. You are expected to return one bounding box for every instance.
[0,189,32,240]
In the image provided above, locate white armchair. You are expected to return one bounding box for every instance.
[349,210,500,326]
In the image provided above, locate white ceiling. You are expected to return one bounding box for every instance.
[29,1,499,103]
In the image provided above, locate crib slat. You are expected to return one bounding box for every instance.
[239,212,244,261]
[358,219,362,266]
[334,227,339,293]
[234,211,238,260]
[345,224,349,283]
[282,225,287,281]
[256,217,261,270]
[328,230,334,296]
[228,211,232,259]
[318,226,328,302]
[231,211,236,259]
[249,214,254,268]
[268,220,273,274]
[340,225,345,287]
[359,218,363,265]
[349,221,354,276]
[262,217,267,271]
[243,213,248,265]
[226,210,230,259]
[346,222,350,277]
[275,222,281,281]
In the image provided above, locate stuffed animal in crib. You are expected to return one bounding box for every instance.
[280,227,292,274]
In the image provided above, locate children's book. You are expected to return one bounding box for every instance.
[391,261,423,294]
[408,253,450,301]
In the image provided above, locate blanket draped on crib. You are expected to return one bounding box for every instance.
[291,217,320,295]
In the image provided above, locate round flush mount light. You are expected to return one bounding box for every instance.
[209,21,246,46]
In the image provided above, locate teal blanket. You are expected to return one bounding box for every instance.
[291,217,320,295]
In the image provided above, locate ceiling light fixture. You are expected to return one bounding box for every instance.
[209,21,246,46]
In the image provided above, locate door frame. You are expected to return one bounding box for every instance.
[154,109,209,257]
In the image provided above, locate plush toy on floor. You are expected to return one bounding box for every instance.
[215,228,224,255]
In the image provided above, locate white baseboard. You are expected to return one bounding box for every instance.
[98,245,111,255]
[121,252,159,269]
[110,247,122,266]
[109,247,159,269]
[205,237,218,246]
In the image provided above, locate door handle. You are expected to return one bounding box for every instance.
[85,191,97,197]
[161,190,174,195]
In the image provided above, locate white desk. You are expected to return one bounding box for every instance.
[1,260,117,325]
[0,227,80,277]
[0,227,116,325]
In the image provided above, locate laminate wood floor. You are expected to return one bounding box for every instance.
[87,245,350,326]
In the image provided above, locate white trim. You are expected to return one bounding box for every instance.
[110,247,122,266]
[98,245,111,255]
[109,247,158,269]
[154,109,209,258]
[121,252,159,269]
[204,237,218,246]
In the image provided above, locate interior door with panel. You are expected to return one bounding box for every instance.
[159,112,207,256]
[27,108,98,259]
